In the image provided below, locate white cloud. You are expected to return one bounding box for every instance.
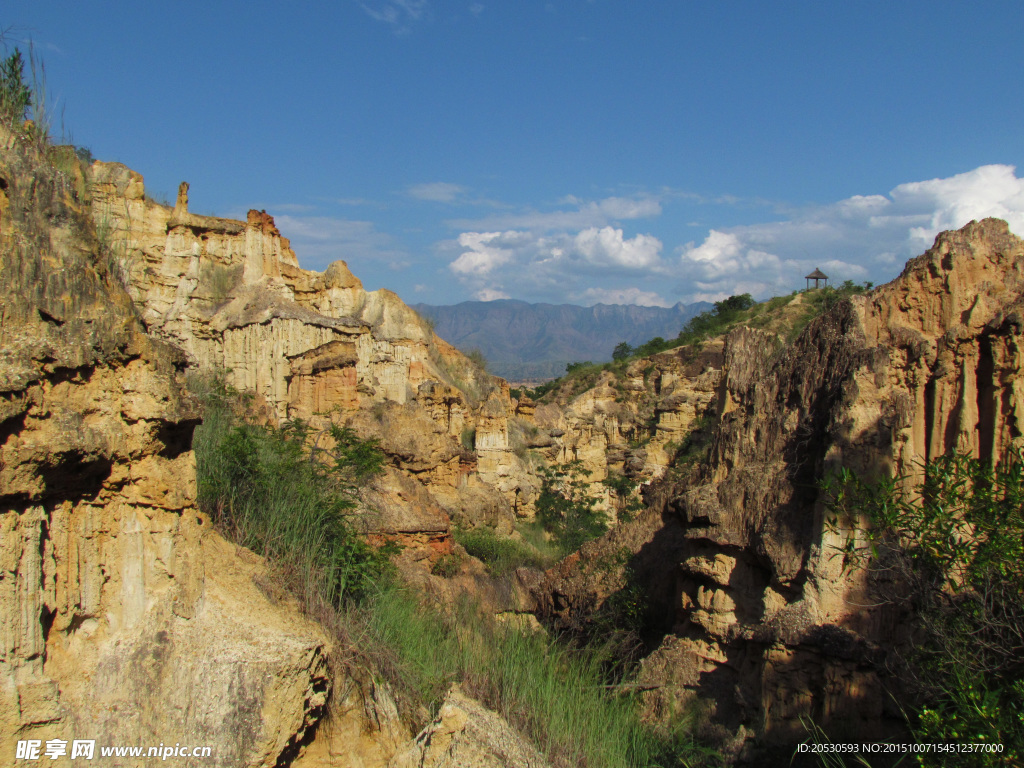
[447,194,661,232]
[889,165,1024,248]
[442,194,672,305]
[407,182,466,202]
[594,196,663,219]
[575,287,670,307]
[677,164,1024,302]
[450,231,519,275]
[573,226,662,268]
[282,165,1024,308]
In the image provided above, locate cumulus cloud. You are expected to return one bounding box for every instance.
[573,227,662,268]
[447,225,665,300]
[444,194,668,304]
[450,231,521,275]
[891,165,1024,248]
[678,164,1024,302]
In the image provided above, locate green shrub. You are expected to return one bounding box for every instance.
[430,552,463,578]
[603,471,644,522]
[536,460,608,554]
[191,375,389,606]
[454,526,547,575]
[0,49,31,124]
[823,450,1024,766]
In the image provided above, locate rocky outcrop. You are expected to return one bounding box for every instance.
[534,219,1024,759]
[522,345,722,522]
[88,164,530,542]
[388,687,549,768]
[1,133,557,768]
[0,133,342,766]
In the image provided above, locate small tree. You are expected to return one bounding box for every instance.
[612,342,632,361]
[713,293,754,317]
[536,460,608,553]
[0,48,31,123]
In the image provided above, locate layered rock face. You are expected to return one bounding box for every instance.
[89,164,529,537]
[538,219,1024,758]
[0,135,342,765]
[1,136,552,768]
[518,346,722,521]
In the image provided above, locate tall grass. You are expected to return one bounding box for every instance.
[453,525,550,575]
[351,586,712,768]
[191,375,389,607]
[191,375,715,766]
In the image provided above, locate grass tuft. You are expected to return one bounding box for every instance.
[454,526,550,575]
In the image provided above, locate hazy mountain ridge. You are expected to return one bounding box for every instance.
[413,299,712,381]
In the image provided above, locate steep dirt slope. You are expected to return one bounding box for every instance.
[534,219,1024,760]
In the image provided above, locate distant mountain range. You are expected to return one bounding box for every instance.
[413,299,712,382]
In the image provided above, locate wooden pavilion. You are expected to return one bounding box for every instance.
[805,268,828,289]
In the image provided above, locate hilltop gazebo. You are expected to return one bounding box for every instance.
[805,268,829,289]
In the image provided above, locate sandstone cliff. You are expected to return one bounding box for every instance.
[88,164,535,543]
[533,219,1024,760]
[506,342,722,531]
[0,133,552,768]
[0,132,340,766]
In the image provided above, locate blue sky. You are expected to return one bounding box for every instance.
[9,1,1024,306]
